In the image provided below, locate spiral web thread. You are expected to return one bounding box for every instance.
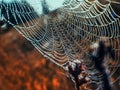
[1,0,120,88]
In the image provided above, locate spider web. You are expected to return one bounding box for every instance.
[1,0,120,89]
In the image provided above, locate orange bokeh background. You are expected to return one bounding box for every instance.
[0,28,75,90]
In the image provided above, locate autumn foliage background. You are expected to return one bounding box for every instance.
[0,28,75,90]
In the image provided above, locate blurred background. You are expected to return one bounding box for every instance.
[0,27,75,90]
